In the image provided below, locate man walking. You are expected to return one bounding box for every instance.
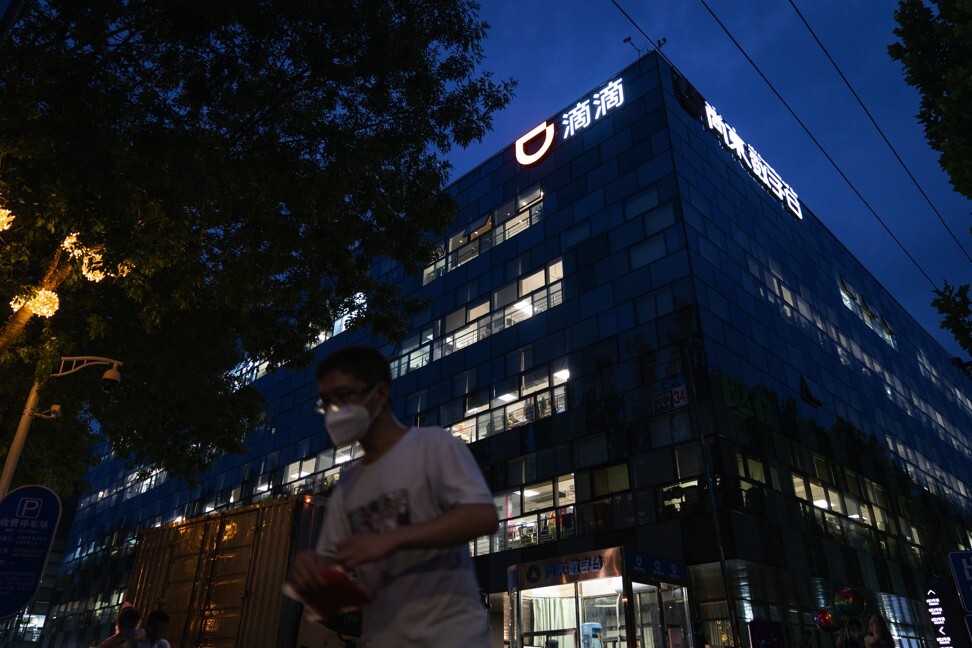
[287,345,498,647]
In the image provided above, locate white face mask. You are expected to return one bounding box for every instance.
[324,389,377,446]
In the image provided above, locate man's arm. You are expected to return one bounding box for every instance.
[335,503,498,567]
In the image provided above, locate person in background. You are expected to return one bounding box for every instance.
[796,629,813,648]
[286,345,498,647]
[142,610,171,648]
[99,605,143,648]
[837,618,865,648]
[864,613,895,648]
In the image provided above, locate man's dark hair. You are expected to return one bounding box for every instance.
[146,610,171,626]
[316,345,392,387]
[117,606,140,630]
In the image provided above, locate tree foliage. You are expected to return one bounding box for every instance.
[932,282,972,358]
[889,0,972,358]
[889,0,972,201]
[0,0,514,489]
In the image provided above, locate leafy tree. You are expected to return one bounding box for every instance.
[889,0,972,201]
[932,282,972,360]
[889,0,972,358]
[0,0,514,490]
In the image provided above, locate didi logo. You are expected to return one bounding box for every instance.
[514,121,555,166]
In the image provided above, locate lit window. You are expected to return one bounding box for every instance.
[468,300,489,322]
[792,475,809,501]
[520,269,545,295]
[517,185,542,211]
[444,308,466,333]
[422,187,545,285]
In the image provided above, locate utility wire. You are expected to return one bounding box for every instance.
[695,0,937,289]
[609,0,679,71]
[610,0,940,289]
[787,0,972,265]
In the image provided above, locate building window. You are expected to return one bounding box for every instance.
[839,278,896,348]
[446,362,569,443]
[474,473,578,556]
[392,258,565,379]
[422,184,544,285]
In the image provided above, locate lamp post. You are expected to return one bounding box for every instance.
[0,355,123,499]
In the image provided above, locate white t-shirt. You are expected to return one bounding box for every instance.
[316,427,493,647]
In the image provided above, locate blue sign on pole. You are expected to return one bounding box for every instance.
[0,485,61,620]
[950,551,972,612]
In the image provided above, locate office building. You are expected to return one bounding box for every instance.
[33,51,972,648]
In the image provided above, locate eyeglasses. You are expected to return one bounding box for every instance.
[314,386,372,415]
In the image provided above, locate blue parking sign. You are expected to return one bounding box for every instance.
[950,552,972,612]
[0,486,61,620]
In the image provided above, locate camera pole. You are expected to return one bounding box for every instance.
[0,355,122,498]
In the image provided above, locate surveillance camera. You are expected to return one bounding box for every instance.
[50,404,61,418]
[101,365,122,393]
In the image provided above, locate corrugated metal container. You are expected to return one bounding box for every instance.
[128,496,306,647]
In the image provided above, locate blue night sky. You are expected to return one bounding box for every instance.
[446,1,972,358]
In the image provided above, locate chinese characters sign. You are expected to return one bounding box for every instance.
[653,384,688,415]
[0,485,61,620]
[516,78,625,166]
[512,547,623,589]
[926,588,953,647]
[703,102,803,220]
[543,554,604,579]
[562,78,624,139]
[925,575,972,648]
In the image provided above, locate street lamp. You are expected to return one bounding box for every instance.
[0,355,123,498]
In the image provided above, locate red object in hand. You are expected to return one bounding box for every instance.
[318,567,371,609]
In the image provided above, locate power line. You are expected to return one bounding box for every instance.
[694,0,937,290]
[787,0,972,265]
[609,0,940,289]
[609,0,678,71]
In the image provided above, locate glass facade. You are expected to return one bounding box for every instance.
[24,52,972,648]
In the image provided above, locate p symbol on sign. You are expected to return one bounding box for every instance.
[16,497,43,519]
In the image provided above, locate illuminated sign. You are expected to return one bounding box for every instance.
[515,78,624,166]
[515,121,555,166]
[925,576,972,648]
[703,102,803,220]
[928,589,953,646]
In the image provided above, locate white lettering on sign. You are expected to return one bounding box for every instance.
[563,78,624,139]
[703,102,803,220]
[516,78,625,166]
[515,121,556,166]
[926,588,952,648]
[562,100,591,139]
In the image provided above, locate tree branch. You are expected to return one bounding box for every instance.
[0,247,74,353]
